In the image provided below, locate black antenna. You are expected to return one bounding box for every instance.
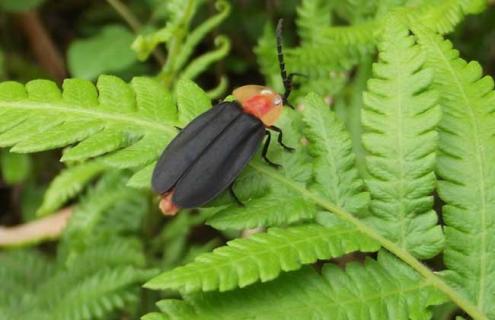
[276,19,293,108]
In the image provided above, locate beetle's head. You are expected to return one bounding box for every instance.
[233,85,284,127]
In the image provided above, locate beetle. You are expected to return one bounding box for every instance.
[152,19,298,215]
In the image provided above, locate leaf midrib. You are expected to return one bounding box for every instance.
[150,226,365,287]
[0,101,177,136]
[428,33,489,313]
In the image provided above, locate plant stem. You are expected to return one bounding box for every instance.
[16,10,67,82]
[249,162,488,320]
[0,207,72,247]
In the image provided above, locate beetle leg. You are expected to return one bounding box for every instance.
[229,182,245,207]
[262,131,282,169]
[269,126,295,152]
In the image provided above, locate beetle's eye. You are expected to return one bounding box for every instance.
[273,96,283,106]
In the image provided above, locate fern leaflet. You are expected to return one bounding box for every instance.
[362,17,444,259]
[413,23,495,318]
[146,252,445,320]
[0,76,176,175]
[37,161,106,216]
[302,92,369,216]
[145,223,379,292]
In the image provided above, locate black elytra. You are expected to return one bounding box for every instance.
[151,19,299,209]
[152,102,265,208]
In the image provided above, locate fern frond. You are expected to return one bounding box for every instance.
[31,266,153,320]
[296,0,331,44]
[317,0,474,51]
[302,92,369,217]
[206,192,316,230]
[320,21,379,47]
[173,0,231,74]
[179,35,230,82]
[361,17,444,259]
[145,223,379,293]
[176,78,211,124]
[64,237,147,271]
[413,23,495,318]
[0,76,177,169]
[132,0,198,61]
[149,251,445,320]
[62,172,144,253]
[255,23,357,98]
[0,249,53,309]
[37,161,106,216]
[0,234,153,320]
[127,162,155,189]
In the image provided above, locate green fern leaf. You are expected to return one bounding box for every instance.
[408,0,466,35]
[132,0,198,61]
[31,266,153,320]
[176,78,211,124]
[296,0,332,44]
[127,162,155,189]
[62,172,147,254]
[0,76,177,169]
[302,92,369,216]
[0,235,152,320]
[318,0,474,51]
[321,21,379,47]
[149,251,445,320]
[206,191,316,230]
[255,22,356,98]
[0,249,53,309]
[361,17,444,259]
[145,223,379,293]
[172,0,231,74]
[413,23,495,318]
[37,161,106,216]
[179,35,230,82]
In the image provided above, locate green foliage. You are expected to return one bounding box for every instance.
[0,245,153,320]
[302,93,369,216]
[0,76,177,173]
[67,25,138,80]
[412,22,495,318]
[37,161,106,216]
[147,252,445,320]
[0,172,154,320]
[146,223,379,292]
[133,0,231,90]
[1,1,494,319]
[362,17,444,259]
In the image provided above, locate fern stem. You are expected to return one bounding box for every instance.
[159,0,197,87]
[249,162,488,320]
[1,101,178,136]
